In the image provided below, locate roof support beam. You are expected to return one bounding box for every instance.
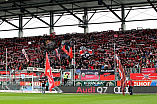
[100,0,122,21]
[50,12,54,34]
[88,10,96,22]
[5,10,16,15]
[0,21,4,26]
[23,17,33,27]
[21,1,48,13]
[18,14,23,38]
[83,8,88,34]
[55,1,84,23]
[53,13,64,25]
[121,5,126,31]
[124,7,132,20]
[32,14,50,26]
[147,0,157,12]
[9,0,50,27]
[1,18,157,32]
[0,17,18,28]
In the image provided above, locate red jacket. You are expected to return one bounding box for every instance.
[127,80,134,86]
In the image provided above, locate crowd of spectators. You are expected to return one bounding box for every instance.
[0,29,156,76]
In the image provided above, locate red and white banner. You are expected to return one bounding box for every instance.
[81,70,99,80]
[100,69,115,81]
[79,46,93,59]
[55,48,61,60]
[20,81,60,86]
[141,68,156,73]
[0,71,10,75]
[22,49,29,62]
[117,80,156,86]
[100,73,115,81]
[130,73,157,80]
[133,81,152,86]
[45,52,55,91]
[52,73,60,77]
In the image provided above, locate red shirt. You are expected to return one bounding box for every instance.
[127,80,134,86]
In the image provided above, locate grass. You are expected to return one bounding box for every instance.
[0,93,156,104]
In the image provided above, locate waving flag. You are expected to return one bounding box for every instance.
[62,42,73,60]
[55,48,61,60]
[79,46,93,59]
[45,52,55,91]
[22,49,29,62]
[116,54,126,95]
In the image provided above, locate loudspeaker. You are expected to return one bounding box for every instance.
[20,8,25,13]
[98,0,103,5]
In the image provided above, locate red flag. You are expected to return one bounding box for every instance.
[22,49,29,63]
[69,47,73,59]
[45,52,55,91]
[116,54,126,95]
[62,43,73,60]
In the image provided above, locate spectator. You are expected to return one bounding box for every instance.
[46,81,49,91]
[95,82,99,86]
[41,80,46,94]
[0,29,156,78]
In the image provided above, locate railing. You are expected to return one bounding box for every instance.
[0,75,40,91]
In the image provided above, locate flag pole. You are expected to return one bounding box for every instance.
[74,45,75,86]
[6,48,7,83]
[114,42,116,86]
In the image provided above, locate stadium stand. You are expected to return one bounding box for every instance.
[0,29,157,78]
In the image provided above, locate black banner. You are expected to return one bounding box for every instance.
[58,86,157,94]
[100,69,115,81]
[58,86,114,93]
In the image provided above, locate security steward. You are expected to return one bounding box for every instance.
[127,79,134,95]
[64,73,68,85]
[29,81,32,86]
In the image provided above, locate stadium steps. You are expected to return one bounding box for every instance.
[59,79,73,86]
[6,84,21,90]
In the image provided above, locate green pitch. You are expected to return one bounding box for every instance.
[0,93,156,104]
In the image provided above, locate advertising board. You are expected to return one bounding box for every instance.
[130,73,157,80]
[100,69,115,81]
[81,70,99,80]
[75,81,115,86]
[58,86,157,94]
[20,81,60,86]
[117,80,157,86]
[141,68,156,73]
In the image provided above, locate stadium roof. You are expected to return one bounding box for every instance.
[0,0,156,19]
[0,0,156,37]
